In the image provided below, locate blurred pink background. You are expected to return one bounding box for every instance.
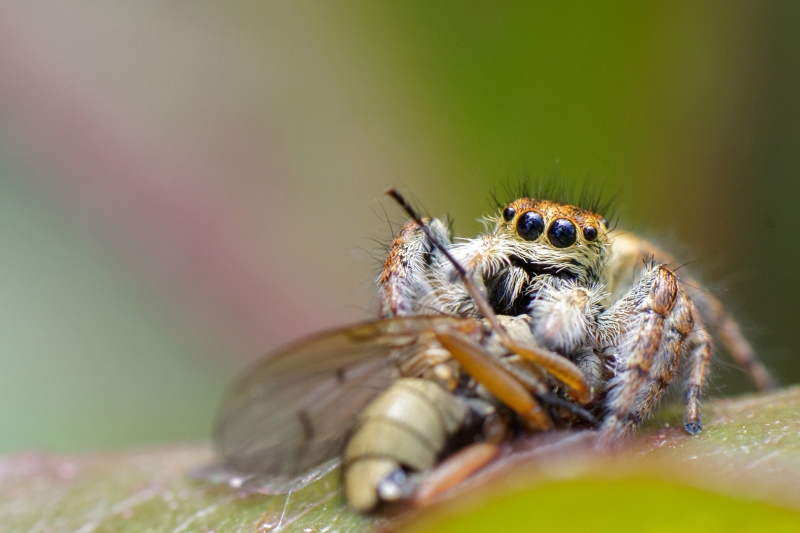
[0,2,797,451]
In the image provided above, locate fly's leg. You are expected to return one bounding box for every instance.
[435,329,554,430]
[409,392,510,508]
[486,313,593,404]
[502,339,593,404]
[599,263,694,439]
[412,442,499,507]
[378,218,451,318]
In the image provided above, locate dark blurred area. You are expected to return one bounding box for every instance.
[0,1,797,452]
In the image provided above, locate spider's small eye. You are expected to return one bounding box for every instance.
[547,218,577,248]
[583,225,598,241]
[516,211,545,241]
[502,206,516,222]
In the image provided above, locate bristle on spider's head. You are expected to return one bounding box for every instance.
[490,175,616,222]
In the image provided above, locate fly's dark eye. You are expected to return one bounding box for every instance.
[583,225,598,241]
[502,206,516,222]
[516,211,545,241]
[548,218,577,248]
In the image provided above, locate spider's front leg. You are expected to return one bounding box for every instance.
[379,218,451,318]
[598,263,703,439]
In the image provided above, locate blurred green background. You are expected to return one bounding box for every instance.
[0,1,798,453]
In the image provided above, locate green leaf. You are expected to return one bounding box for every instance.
[5,388,800,533]
[406,387,800,533]
[0,448,380,533]
[404,478,800,533]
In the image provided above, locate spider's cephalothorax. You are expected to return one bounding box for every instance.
[378,197,775,438]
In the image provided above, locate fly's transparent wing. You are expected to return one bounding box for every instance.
[213,316,475,481]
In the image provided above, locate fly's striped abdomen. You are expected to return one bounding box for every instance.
[343,378,467,512]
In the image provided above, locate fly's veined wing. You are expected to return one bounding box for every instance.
[213,315,479,480]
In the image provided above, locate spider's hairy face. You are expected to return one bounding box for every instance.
[423,197,611,317]
[490,198,610,287]
[456,197,611,317]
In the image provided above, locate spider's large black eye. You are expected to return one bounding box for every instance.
[516,211,545,241]
[502,206,516,222]
[548,218,577,248]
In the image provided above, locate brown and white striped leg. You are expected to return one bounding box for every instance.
[606,232,775,392]
[625,292,695,432]
[600,264,683,438]
[378,218,450,318]
[690,290,775,392]
[683,313,713,434]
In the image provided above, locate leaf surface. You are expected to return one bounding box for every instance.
[5,388,800,533]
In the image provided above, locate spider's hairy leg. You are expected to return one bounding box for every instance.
[624,291,696,433]
[683,314,713,434]
[690,290,776,392]
[599,263,692,439]
[606,232,775,392]
[378,218,450,318]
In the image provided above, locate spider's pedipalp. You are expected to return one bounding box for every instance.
[528,277,605,353]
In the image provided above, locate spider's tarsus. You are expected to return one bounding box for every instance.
[683,421,703,435]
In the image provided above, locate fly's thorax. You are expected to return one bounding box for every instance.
[392,316,539,397]
[395,320,492,390]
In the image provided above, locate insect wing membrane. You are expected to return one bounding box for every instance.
[213,316,472,480]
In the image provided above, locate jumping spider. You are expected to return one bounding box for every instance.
[211,190,775,513]
[378,195,775,437]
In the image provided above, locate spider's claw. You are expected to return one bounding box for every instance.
[683,420,703,435]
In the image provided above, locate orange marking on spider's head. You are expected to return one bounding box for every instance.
[498,198,608,246]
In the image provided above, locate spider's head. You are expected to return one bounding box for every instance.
[492,198,610,285]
